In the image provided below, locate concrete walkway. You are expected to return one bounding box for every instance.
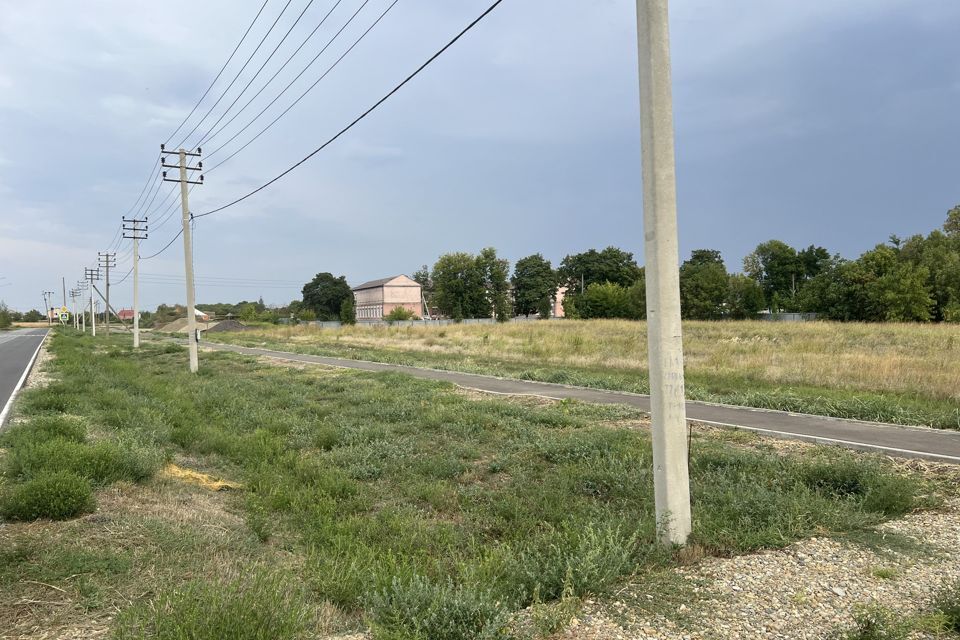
[201,341,960,464]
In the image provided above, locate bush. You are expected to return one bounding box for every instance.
[0,416,86,449]
[1,472,95,521]
[933,580,960,632]
[385,307,416,322]
[366,575,510,640]
[799,458,919,516]
[8,437,161,486]
[112,571,313,640]
[833,606,908,640]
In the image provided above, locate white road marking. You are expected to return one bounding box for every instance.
[0,331,47,427]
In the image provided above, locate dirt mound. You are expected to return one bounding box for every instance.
[205,319,251,333]
[158,318,189,332]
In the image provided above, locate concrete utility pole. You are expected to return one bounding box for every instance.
[98,252,116,336]
[123,217,148,348]
[161,144,204,372]
[636,0,691,546]
[42,291,55,325]
[85,268,100,337]
[41,292,49,325]
[77,281,87,332]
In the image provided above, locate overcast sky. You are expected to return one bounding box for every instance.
[1,0,958,311]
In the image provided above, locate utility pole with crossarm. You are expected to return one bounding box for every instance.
[123,217,148,349]
[161,144,204,372]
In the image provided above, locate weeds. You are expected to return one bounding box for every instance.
[112,571,315,640]
[0,471,95,520]
[933,579,960,632]
[4,332,936,638]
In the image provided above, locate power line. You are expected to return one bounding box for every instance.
[195,0,505,219]
[141,229,183,260]
[173,0,299,151]
[205,0,392,172]
[191,0,320,149]
[164,0,272,146]
[198,0,347,150]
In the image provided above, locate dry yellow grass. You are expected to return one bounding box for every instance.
[232,320,960,401]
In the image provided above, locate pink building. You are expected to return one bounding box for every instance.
[352,275,422,321]
[553,286,567,318]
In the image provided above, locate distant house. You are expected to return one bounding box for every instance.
[352,275,422,321]
[117,308,136,321]
[553,286,568,319]
[195,309,212,322]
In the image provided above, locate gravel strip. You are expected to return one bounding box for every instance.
[560,499,960,640]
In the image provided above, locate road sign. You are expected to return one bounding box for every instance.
[59,312,69,323]
[60,306,68,314]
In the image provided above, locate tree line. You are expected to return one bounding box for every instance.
[414,205,960,323]
[139,204,960,325]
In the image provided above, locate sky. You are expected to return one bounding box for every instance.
[1,0,958,312]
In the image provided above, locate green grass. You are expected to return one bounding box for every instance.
[198,324,960,430]
[0,471,95,520]
[112,570,316,640]
[2,330,940,639]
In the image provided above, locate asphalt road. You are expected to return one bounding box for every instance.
[201,340,960,464]
[0,328,48,426]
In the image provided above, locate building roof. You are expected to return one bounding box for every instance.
[352,274,420,291]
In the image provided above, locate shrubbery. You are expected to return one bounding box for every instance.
[112,572,313,640]
[0,471,95,520]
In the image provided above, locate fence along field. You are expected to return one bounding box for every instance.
[202,319,960,430]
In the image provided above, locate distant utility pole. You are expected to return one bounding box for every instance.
[76,281,87,332]
[62,277,67,310]
[42,291,54,325]
[161,144,204,373]
[636,0,691,546]
[123,217,148,349]
[69,289,79,329]
[98,252,116,336]
[85,268,100,337]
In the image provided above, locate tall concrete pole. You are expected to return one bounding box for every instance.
[90,282,96,337]
[133,233,141,348]
[105,259,110,336]
[178,149,199,373]
[636,0,691,546]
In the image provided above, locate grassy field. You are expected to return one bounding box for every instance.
[200,320,960,430]
[0,330,946,639]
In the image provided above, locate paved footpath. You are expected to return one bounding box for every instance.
[200,341,960,464]
[0,328,48,426]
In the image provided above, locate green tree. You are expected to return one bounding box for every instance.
[297,309,317,322]
[302,273,352,321]
[579,282,632,319]
[867,262,933,322]
[899,230,960,321]
[743,240,803,310]
[945,204,960,239]
[23,309,43,323]
[557,247,642,314]
[413,264,433,307]
[725,274,765,320]
[431,253,488,319]
[239,303,260,322]
[339,298,356,325]
[477,247,511,322]
[679,249,728,319]
[511,253,556,317]
[627,271,646,319]
[0,302,11,329]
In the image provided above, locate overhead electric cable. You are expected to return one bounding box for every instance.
[195,0,505,219]
[197,0,346,149]
[164,0,272,146]
[173,0,298,151]
[141,229,184,260]
[192,0,320,149]
[204,0,393,171]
